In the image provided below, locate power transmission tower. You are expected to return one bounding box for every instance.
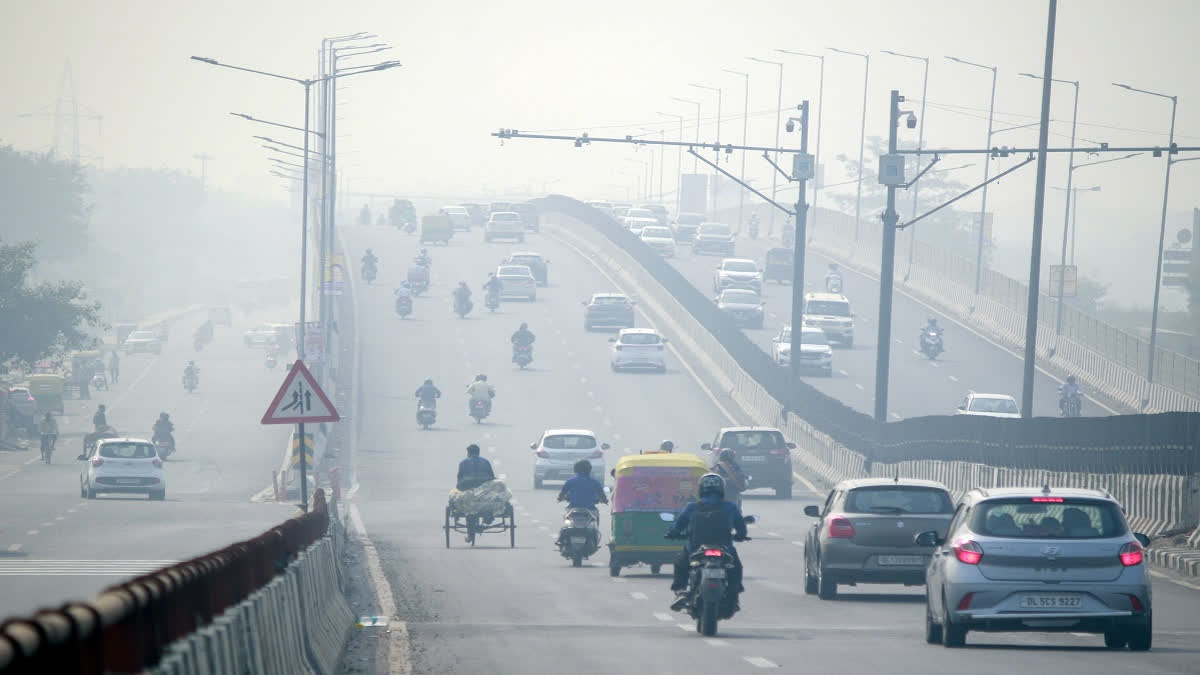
[18,60,103,164]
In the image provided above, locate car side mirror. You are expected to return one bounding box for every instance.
[659,512,675,522]
[785,442,796,449]
[610,468,616,478]
[1133,532,1151,547]
[601,443,611,450]
[581,301,588,306]
[700,443,712,451]
[914,531,943,547]
[803,505,820,517]
[529,442,537,450]
[607,337,617,343]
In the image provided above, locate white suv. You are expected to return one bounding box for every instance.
[485,212,526,242]
[609,328,668,372]
[532,429,609,489]
[81,438,166,500]
[802,292,854,347]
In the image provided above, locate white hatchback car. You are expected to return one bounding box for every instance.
[955,392,1020,419]
[532,428,609,489]
[81,438,166,500]
[495,264,537,301]
[609,328,668,372]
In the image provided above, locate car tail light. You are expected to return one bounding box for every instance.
[703,549,723,557]
[768,448,788,455]
[535,449,549,458]
[828,516,855,539]
[1119,541,1144,567]
[152,458,163,468]
[953,539,983,565]
[956,593,974,611]
[1129,594,1144,612]
[90,457,104,468]
[589,449,603,459]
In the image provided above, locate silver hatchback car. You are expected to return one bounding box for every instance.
[918,486,1152,650]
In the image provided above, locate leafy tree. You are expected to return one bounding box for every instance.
[0,241,103,369]
[0,146,90,259]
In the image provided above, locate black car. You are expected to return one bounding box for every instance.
[672,212,704,243]
[505,252,550,286]
[702,427,795,498]
[583,293,636,331]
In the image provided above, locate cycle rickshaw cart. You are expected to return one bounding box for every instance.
[444,479,516,548]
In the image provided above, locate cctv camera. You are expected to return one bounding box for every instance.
[906,113,917,129]
[785,120,795,132]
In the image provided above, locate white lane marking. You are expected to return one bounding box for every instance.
[23,457,40,465]
[487,446,496,453]
[587,391,596,399]
[1150,569,1200,592]
[611,577,628,584]
[571,363,581,370]
[6,544,21,552]
[348,504,412,674]
[837,369,849,376]
[854,383,865,390]
[54,516,65,521]
[538,525,549,531]
[677,624,691,631]
[580,376,588,384]
[530,519,541,524]
[39,522,52,528]
[929,361,940,369]
[484,432,493,440]
[767,531,780,537]
[911,350,921,357]
[791,471,819,495]
[653,612,673,622]
[593,405,603,413]
[948,375,959,382]
[25,531,38,536]
[894,339,903,345]
[744,656,779,668]
[603,418,613,427]
[66,508,77,513]
[630,592,648,600]
[612,433,623,441]
[704,639,729,647]
[792,541,805,547]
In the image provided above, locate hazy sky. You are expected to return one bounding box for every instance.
[4,0,1199,305]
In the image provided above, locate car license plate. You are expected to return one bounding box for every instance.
[570,537,586,545]
[1019,594,1082,609]
[701,568,726,580]
[877,555,925,566]
[739,456,765,463]
[116,478,141,485]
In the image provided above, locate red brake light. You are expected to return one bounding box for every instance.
[953,539,983,565]
[956,592,975,611]
[703,549,723,557]
[1119,541,1144,567]
[1032,497,1064,503]
[535,449,549,458]
[768,448,788,455]
[152,458,163,468]
[1129,594,1144,612]
[90,457,104,467]
[828,516,855,539]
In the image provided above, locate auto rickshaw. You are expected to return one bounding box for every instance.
[419,215,454,244]
[763,247,793,284]
[608,452,708,577]
[27,374,65,415]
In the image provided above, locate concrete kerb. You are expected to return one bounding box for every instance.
[545,216,1196,547]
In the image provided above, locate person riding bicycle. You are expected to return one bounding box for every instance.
[38,412,58,455]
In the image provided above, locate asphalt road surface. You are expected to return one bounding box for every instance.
[0,310,297,619]
[668,234,1096,419]
[344,222,1199,674]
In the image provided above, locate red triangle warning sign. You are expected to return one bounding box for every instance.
[261,360,340,425]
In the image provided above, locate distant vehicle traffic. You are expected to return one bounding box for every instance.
[81,438,166,500]
[716,289,765,328]
[803,293,854,348]
[495,265,537,301]
[532,428,608,489]
[955,393,1020,419]
[693,223,735,256]
[485,212,526,243]
[639,226,676,257]
[583,293,635,331]
[713,258,762,293]
[701,427,795,498]
[123,331,162,355]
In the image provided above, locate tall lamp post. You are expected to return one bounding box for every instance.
[777,50,825,238]
[946,56,998,301]
[1114,82,1178,404]
[723,69,750,230]
[689,83,722,216]
[747,56,784,234]
[829,47,869,241]
[882,50,929,268]
[657,111,684,215]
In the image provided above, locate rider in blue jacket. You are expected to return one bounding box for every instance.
[666,474,747,611]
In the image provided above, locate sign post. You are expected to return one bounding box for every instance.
[262,360,339,511]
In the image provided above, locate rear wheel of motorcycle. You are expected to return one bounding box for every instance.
[572,553,583,568]
[444,507,451,549]
[650,564,662,575]
[699,601,719,636]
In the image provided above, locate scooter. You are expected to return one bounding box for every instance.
[154,438,175,460]
[396,295,413,319]
[362,263,377,284]
[469,398,490,423]
[91,372,108,391]
[454,297,473,318]
[557,507,602,567]
[919,331,943,360]
[825,274,843,294]
[1061,393,1082,418]
[417,402,437,429]
[485,290,500,312]
[407,266,430,296]
[513,344,533,369]
[183,372,199,393]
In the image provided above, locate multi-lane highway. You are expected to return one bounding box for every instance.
[0,311,297,618]
[345,220,1199,674]
[668,234,1094,419]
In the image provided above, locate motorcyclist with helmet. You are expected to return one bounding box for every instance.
[466,374,495,416]
[824,262,842,292]
[712,448,748,498]
[650,439,674,454]
[362,248,379,270]
[415,248,432,269]
[511,322,535,362]
[666,473,748,611]
[555,459,608,545]
[152,412,175,454]
[415,379,442,410]
[453,281,473,314]
[394,280,414,301]
[1059,375,1083,415]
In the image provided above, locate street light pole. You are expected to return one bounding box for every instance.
[874,90,911,423]
[690,84,723,216]
[748,57,783,235]
[788,101,811,387]
[671,97,702,174]
[947,55,998,300]
[1115,82,1178,405]
[882,50,929,270]
[777,50,824,238]
[657,112,684,215]
[723,69,750,231]
[829,48,869,242]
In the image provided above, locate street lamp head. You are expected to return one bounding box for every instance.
[1113,83,1131,90]
[1019,72,1040,79]
[230,112,254,120]
[190,56,218,65]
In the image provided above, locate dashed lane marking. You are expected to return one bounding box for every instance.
[6,544,21,552]
[792,541,804,547]
[538,526,549,531]
[838,369,849,376]
[948,375,959,382]
[25,530,38,536]
[580,376,588,384]
[889,412,902,420]
[744,656,779,668]
[630,592,648,600]
[854,383,865,390]
[791,471,819,494]
[704,639,728,647]
[929,361,940,369]
[653,612,673,622]
[487,446,496,453]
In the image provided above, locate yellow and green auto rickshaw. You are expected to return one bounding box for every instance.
[608,452,708,577]
[27,373,65,415]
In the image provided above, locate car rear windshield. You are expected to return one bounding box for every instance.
[498,266,530,276]
[641,227,672,238]
[721,290,760,304]
[699,225,731,236]
[806,301,850,316]
[845,486,954,514]
[718,430,785,451]
[591,296,629,305]
[542,435,597,450]
[99,443,157,459]
[620,333,661,345]
[627,209,655,219]
[491,213,520,222]
[723,261,757,273]
[800,330,828,345]
[969,397,1018,414]
[972,498,1127,539]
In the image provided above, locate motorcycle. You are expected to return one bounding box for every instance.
[265,352,277,370]
[919,330,943,360]
[183,371,198,393]
[666,513,756,637]
[154,438,175,460]
[1061,393,1082,418]
[485,290,501,312]
[416,402,437,430]
[362,263,377,284]
[557,507,601,567]
[40,433,56,464]
[396,295,413,319]
[407,266,430,296]
[454,296,473,318]
[513,344,533,369]
[469,398,490,423]
[825,274,843,294]
[91,371,108,391]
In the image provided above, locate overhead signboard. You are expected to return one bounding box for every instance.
[262,360,340,425]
